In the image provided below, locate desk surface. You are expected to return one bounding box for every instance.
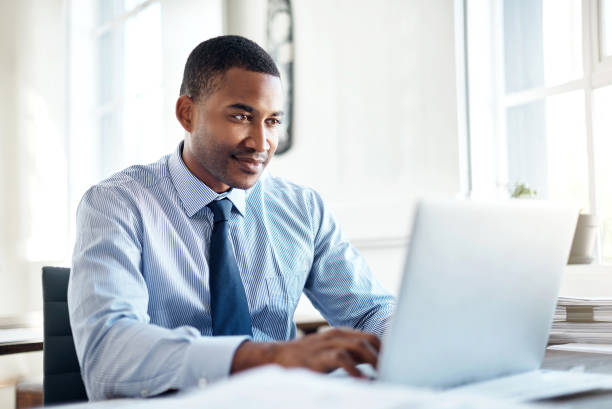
[0,326,44,355]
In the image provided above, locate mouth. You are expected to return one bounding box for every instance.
[232,155,266,174]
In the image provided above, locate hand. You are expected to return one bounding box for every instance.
[230,328,381,378]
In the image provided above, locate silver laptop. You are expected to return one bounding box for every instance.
[378,199,578,389]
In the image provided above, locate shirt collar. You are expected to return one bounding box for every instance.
[168,142,246,217]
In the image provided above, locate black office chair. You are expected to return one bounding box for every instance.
[42,266,88,405]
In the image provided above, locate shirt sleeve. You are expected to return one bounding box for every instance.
[68,186,249,400]
[303,191,396,336]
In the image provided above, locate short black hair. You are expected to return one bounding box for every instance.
[179,35,280,101]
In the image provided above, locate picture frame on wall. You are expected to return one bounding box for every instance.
[267,0,294,154]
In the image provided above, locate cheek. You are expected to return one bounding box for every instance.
[209,121,246,146]
[195,121,231,150]
[268,141,278,157]
[268,130,280,151]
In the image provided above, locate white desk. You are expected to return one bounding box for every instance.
[41,350,612,409]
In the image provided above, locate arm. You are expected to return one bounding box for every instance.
[304,192,396,336]
[68,186,248,400]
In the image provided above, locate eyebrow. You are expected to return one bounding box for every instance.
[227,103,284,117]
[228,103,254,113]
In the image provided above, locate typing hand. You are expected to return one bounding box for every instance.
[230,328,381,378]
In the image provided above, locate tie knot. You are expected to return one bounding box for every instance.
[208,198,233,223]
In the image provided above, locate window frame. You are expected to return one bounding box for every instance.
[596,0,612,67]
[464,0,612,265]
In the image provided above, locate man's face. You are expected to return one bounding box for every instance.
[179,67,284,193]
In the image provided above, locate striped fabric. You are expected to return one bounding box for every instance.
[68,142,395,400]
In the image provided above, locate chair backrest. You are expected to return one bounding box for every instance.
[42,266,88,405]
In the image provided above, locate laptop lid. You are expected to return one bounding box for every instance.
[378,199,578,388]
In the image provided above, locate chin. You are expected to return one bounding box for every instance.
[222,165,266,190]
[227,176,260,190]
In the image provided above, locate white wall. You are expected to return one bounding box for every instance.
[273,0,461,201]
[1,0,67,316]
[0,0,23,316]
[0,1,65,406]
[0,0,67,316]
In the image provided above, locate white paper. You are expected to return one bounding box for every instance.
[548,343,612,354]
[449,369,612,402]
[62,366,537,409]
[558,296,612,305]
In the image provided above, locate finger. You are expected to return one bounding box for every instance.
[325,349,363,378]
[321,328,382,352]
[301,329,382,368]
[343,338,379,367]
[316,337,379,368]
[361,332,382,353]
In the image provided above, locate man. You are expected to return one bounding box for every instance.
[69,35,394,400]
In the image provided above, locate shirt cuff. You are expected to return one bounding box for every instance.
[177,335,250,389]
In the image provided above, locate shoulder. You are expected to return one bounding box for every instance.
[249,173,331,236]
[96,155,169,191]
[257,173,324,209]
[80,155,171,211]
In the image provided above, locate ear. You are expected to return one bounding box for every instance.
[176,95,194,132]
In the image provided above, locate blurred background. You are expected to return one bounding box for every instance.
[1,0,612,406]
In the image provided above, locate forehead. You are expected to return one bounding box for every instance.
[211,67,283,110]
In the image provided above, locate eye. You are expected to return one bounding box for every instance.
[231,113,250,122]
[266,118,282,126]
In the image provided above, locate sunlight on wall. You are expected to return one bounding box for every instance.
[22,90,69,261]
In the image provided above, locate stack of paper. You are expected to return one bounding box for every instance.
[549,297,612,344]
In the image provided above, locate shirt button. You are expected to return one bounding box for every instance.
[140,389,148,397]
[198,377,208,388]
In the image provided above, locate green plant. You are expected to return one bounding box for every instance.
[510,182,537,199]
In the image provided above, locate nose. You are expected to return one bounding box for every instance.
[245,122,270,152]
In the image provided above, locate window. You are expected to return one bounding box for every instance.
[466,0,612,264]
[95,0,164,177]
[68,0,223,251]
[602,0,612,57]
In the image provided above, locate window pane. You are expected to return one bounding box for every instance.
[98,0,147,25]
[124,0,148,12]
[95,2,163,177]
[593,86,612,264]
[97,30,122,106]
[122,2,164,168]
[99,113,121,177]
[124,3,162,100]
[97,0,123,25]
[503,0,582,93]
[505,91,589,210]
[603,0,612,57]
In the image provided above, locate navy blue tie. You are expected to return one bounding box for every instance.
[207,198,253,336]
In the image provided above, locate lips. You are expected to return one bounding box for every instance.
[233,155,266,174]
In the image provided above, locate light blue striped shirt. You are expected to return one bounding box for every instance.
[68,142,395,400]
